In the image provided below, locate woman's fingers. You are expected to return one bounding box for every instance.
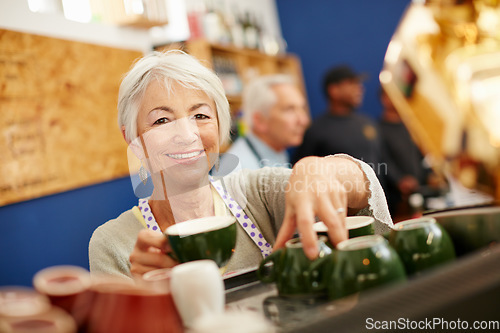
[294,200,319,260]
[276,200,321,260]
[316,190,348,246]
[274,207,297,250]
[319,208,348,247]
[135,229,168,252]
[130,250,177,276]
[280,173,349,257]
[130,229,177,277]
[130,247,175,267]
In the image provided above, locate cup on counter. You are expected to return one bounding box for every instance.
[311,235,406,300]
[164,216,237,270]
[32,265,93,328]
[425,206,500,256]
[0,286,76,333]
[256,236,332,298]
[313,216,375,240]
[388,217,456,275]
[87,277,183,333]
[170,260,225,328]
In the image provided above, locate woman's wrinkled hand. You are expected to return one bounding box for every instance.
[274,156,368,260]
[129,229,178,278]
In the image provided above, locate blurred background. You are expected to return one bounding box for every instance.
[0,0,411,286]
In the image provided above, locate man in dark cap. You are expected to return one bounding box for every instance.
[293,65,381,172]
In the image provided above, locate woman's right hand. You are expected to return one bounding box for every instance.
[129,229,178,277]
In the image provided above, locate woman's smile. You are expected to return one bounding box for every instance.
[165,149,205,163]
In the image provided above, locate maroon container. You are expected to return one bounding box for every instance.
[33,266,93,330]
[86,279,184,333]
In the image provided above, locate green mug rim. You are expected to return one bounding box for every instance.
[346,216,375,229]
[285,235,329,249]
[165,216,236,237]
[426,206,500,218]
[313,216,374,233]
[337,235,385,251]
[395,217,436,231]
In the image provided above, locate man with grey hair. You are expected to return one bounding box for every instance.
[219,74,310,172]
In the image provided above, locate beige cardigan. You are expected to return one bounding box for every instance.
[89,159,392,279]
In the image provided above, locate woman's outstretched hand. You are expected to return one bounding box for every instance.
[274,156,369,259]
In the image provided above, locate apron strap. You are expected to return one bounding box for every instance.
[210,177,272,257]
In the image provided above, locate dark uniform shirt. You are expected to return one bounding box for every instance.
[293,112,381,170]
[378,120,426,186]
[377,120,430,213]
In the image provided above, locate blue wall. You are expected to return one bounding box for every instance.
[0,177,137,287]
[276,0,411,120]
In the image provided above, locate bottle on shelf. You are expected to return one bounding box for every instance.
[186,0,206,40]
[227,6,244,48]
[202,0,222,43]
[242,11,258,49]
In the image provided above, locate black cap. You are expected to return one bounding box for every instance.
[322,65,368,97]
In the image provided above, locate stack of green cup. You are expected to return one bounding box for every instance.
[309,235,407,300]
[257,236,332,298]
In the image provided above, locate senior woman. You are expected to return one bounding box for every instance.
[89,50,393,280]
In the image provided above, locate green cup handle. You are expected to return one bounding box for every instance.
[307,253,333,293]
[257,249,282,284]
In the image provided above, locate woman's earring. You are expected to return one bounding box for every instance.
[139,162,148,185]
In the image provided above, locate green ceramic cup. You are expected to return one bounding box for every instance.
[165,216,237,268]
[313,216,375,239]
[347,216,375,238]
[388,217,456,275]
[256,236,332,297]
[425,206,500,256]
[315,235,406,300]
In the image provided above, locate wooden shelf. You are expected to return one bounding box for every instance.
[115,16,168,29]
[156,39,307,110]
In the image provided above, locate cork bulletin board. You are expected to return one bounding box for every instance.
[0,29,143,206]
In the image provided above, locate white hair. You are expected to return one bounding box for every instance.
[242,74,296,129]
[118,50,231,145]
